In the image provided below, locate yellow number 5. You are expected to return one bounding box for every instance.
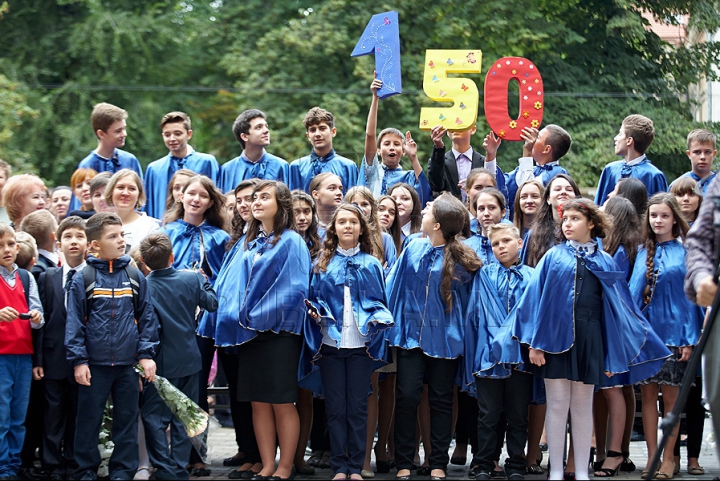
[419,49,482,131]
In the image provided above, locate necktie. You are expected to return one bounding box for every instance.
[381,165,390,195]
[64,269,76,293]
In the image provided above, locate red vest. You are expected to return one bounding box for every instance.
[0,272,32,355]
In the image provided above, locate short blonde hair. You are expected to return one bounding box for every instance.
[486,222,521,240]
[2,174,46,224]
[20,209,57,246]
[105,169,146,208]
[15,231,37,270]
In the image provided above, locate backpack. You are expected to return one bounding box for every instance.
[83,264,141,319]
[17,268,31,307]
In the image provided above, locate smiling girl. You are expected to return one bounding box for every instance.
[305,204,393,481]
[513,179,544,238]
[163,168,195,216]
[387,182,422,245]
[629,193,704,478]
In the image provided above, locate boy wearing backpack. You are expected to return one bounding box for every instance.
[65,213,158,480]
[0,223,44,479]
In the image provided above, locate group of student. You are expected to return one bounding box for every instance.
[0,74,717,481]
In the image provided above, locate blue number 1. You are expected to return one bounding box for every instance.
[352,11,402,99]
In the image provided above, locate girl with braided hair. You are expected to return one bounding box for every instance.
[629,193,704,479]
[386,193,482,480]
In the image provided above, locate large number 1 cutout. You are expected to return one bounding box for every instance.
[352,11,402,99]
[419,50,482,131]
[484,57,544,141]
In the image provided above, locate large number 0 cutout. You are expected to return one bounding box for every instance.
[419,50,482,131]
[352,11,402,100]
[484,57,544,141]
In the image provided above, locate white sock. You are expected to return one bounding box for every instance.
[544,378,572,481]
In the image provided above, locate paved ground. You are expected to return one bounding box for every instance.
[195,418,720,480]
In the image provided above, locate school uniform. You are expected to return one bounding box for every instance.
[427,146,508,204]
[219,151,289,193]
[304,247,393,476]
[502,242,670,385]
[594,155,668,205]
[289,149,358,194]
[629,240,704,385]
[464,262,534,477]
[232,231,311,403]
[464,232,497,266]
[385,237,475,473]
[144,148,220,219]
[142,267,217,480]
[163,220,229,284]
[36,264,84,476]
[358,154,433,207]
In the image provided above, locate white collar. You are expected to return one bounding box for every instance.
[401,222,412,237]
[625,154,646,167]
[63,261,86,279]
[336,244,361,257]
[568,239,598,253]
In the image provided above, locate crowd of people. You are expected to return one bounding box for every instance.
[0,76,717,481]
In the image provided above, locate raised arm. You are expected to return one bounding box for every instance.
[405,131,422,180]
[364,74,382,165]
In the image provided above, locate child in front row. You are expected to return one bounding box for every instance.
[0,223,44,479]
[139,232,218,480]
[65,213,159,479]
[464,223,534,480]
[506,198,669,481]
[36,216,88,479]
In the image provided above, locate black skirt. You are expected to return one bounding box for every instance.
[236,330,302,404]
[536,259,605,386]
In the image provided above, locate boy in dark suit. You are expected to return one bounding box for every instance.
[35,216,87,479]
[139,232,218,479]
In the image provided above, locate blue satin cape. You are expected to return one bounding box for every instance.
[163,220,229,284]
[386,237,476,359]
[500,242,670,385]
[629,240,703,347]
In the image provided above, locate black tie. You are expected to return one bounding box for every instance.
[65,269,76,293]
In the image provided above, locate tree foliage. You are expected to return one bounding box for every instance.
[0,0,717,188]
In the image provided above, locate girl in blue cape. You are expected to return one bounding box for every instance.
[465,187,508,265]
[386,193,482,481]
[232,181,310,481]
[387,182,422,246]
[345,186,397,274]
[463,222,534,479]
[506,198,669,481]
[304,204,393,481]
[162,175,229,283]
[194,179,262,478]
[629,193,703,479]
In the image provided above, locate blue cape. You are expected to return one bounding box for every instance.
[464,233,497,266]
[501,242,670,385]
[463,263,534,385]
[299,251,394,393]
[218,151,289,193]
[594,158,668,204]
[144,151,220,219]
[386,237,476,359]
[289,149,359,193]
[629,240,703,347]
[163,220,229,284]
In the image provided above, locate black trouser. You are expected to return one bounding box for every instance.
[21,378,45,468]
[42,377,78,473]
[394,348,458,472]
[674,376,705,459]
[472,371,533,476]
[190,335,215,465]
[309,400,331,452]
[455,390,479,454]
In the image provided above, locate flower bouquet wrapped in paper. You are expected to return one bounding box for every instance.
[135,364,212,458]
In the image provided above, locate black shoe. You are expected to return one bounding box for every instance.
[416,467,430,476]
[451,456,467,466]
[191,467,212,477]
[294,465,315,476]
[508,474,525,480]
[229,469,259,480]
[526,464,543,475]
[475,472,492,481]
[620,452,636,472]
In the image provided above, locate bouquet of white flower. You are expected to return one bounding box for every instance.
[134,364,211,457]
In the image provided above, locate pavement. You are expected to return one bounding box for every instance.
[194,418,720,480]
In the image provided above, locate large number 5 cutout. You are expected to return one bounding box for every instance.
[484,57,544,141]
[419,50,482,131]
